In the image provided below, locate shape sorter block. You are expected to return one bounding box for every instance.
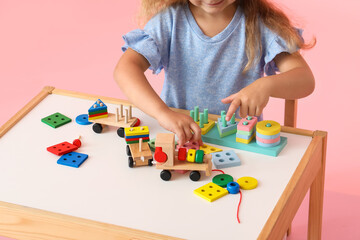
[41,112,71,128]
[190,107,215,135]
[176,141,200,151]
[202,126,287,157]
[47,142,79,156]
[88,99,107,113]
[211,150,241,169]
[256,120,281,148]
[199,144,222,154]
[217,112,238,138]
[57,152,88,168]
[194,182,228,202]
[125,126,149,137]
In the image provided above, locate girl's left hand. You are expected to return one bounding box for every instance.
[221,78,271,120]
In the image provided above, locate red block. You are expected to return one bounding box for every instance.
[47,141,79,156]
[178,148,187,161]
[154,147,167,163]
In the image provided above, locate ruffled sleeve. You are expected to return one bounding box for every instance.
[122,29,163,74]
[264,28,304,76]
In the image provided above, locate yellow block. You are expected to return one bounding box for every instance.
[236,133,255,144]
[194,182,228,202]
[196,119,215,135]
[125,126,149,137]
[199,144,222,154]
[88,114,108,120]
[237,177,258,190]
[256,120,281,136]
[187,149,196,162]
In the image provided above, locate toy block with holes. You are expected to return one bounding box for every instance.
[176,141,200,151]
[217,111,239,137]
[236,116,258,144]
[194,182,228,202]
[124,126,150,144]
[57,152,88,168]
[47,137,82,156]
[256,120,281,147]
[88,99,108,120]
[190,106,215,135]
[154,133,213,181]
[89,101,140,137]
[211,150,241,169]
[41,112,71,128]
[199,144,222,154]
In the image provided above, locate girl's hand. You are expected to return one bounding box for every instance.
[156,109,203,147]
[221,78,271,120]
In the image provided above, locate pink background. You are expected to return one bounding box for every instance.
[0,0,359,239]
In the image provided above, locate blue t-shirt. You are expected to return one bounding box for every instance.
[122,3,301,117]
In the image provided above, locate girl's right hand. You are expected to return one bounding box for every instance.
[156,109,203,147]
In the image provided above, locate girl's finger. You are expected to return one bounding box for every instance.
[226,98,241,121]
[190,122,203,146]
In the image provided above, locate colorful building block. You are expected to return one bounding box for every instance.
[256,120,281,147]
[202,126,287,156]
[47,141,79,156]
[194,182,228,202]
[217,112,238,137]
[211,150,241,169]
[237,177,258,190]
[176,141,200,151]
[57,152,88,168]
[88,99,107,113]
[41,112,71,128]
[236,116,258,144]
[212,174,234,187]
[199,144,222,154]
[125,126,149,137]
[190,106,215,135]
[75,114,92,125]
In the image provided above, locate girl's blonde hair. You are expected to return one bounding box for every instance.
[138,0,315,72]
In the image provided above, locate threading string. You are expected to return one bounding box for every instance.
[212,169,225,174]
[237,189,243,223]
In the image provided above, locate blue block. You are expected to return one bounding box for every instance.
[256,139,281,148]
[57,152,88,168]
[202,126,287,157]
[76,114,92,125]
[125,134,149,139]
[211,150,241,169]
[236,133,254,140]
[256,132,280,139]
[217,119,238,138]
[88,99,107,113]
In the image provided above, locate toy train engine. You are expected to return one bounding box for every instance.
[154,133,212,181]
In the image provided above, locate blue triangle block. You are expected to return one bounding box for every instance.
[88,99,107,113]
[57,152,88,168]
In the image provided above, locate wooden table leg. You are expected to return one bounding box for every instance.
[308,131,327,240]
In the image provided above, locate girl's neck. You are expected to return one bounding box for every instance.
[189,2,237,38]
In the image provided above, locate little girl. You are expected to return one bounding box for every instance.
[114,0,315,146]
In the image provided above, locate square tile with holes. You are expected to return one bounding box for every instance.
[57,152,88,168]
[41,112,71,128]
[194,182,228,202]
[211,150,241,169]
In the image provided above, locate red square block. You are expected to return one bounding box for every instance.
[47,141,79,156]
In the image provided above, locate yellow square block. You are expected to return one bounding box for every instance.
[196,120,215,135]
[88,114,108,120]
[125,126,149,136]
[236,134,255,144]
[194,182,228,202]
[199,144,222,154]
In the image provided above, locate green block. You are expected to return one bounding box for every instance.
[41,112,72,128]
[88,109,108,115]
[125,139,150,144]
[148,138,156,152]
[237,129,254,136]
[202,123,287,157]
[217,122,237,137]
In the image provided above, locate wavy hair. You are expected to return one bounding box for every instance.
[138,0,315,72]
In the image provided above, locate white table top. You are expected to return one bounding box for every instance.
[0,94,312,240]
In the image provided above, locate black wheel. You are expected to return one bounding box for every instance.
[148,159,153,166]
[189,171,201,181]
[126,145,131,156]
[160,170,171,181]
[128,157,134,168]
[92,123,103,133]
[117,127,125,138]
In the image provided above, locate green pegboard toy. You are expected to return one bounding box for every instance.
[41,112,72,128]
